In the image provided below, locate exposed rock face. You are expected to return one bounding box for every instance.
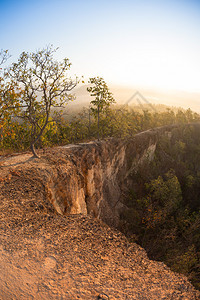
[0,124,200,299]
[43,124,187,226]
[1,124,198,227]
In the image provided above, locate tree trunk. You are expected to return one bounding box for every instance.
[88,108,91,137]
[30,114,49,158]
[0,127,3,148]
[30,142,40,158]
[97,105,100,141]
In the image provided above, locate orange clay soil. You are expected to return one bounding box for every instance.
[0,150,199,300]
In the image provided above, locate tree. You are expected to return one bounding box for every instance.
[87,77,115,140]
[0,50,10,125]
[0,50,20,147]
[8,46,77,157]
[0,50,8,134]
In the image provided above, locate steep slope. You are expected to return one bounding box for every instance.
[1,125,180,227]
[0,125,200,299]
[0,213,199,300]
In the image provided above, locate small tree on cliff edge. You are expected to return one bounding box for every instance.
[8,46,77,157]
[87,77,115,140]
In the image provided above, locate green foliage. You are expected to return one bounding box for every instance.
[1,102,200,156]
[87,77,115,113]
[87,77,115,140]
[0,50,21,146]
[143,170,182,227]
[120,127,200,289]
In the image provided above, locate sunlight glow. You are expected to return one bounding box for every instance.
[1,0,200,96]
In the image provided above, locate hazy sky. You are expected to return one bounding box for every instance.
[1,0,200,93]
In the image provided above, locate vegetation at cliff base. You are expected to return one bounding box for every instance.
[120,125,200,289]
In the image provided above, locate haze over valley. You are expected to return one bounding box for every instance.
[71,84,200,113]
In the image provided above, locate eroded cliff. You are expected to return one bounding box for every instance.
[0,124,200,299]
[0,124,192,227]
[38,124,182,226]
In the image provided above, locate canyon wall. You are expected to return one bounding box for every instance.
[45,124,192,226]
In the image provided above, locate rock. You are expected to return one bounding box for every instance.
[98,293,110,299]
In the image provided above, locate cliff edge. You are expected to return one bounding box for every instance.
[0,125,200,299]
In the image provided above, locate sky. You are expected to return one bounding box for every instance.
[1,0,200,94]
